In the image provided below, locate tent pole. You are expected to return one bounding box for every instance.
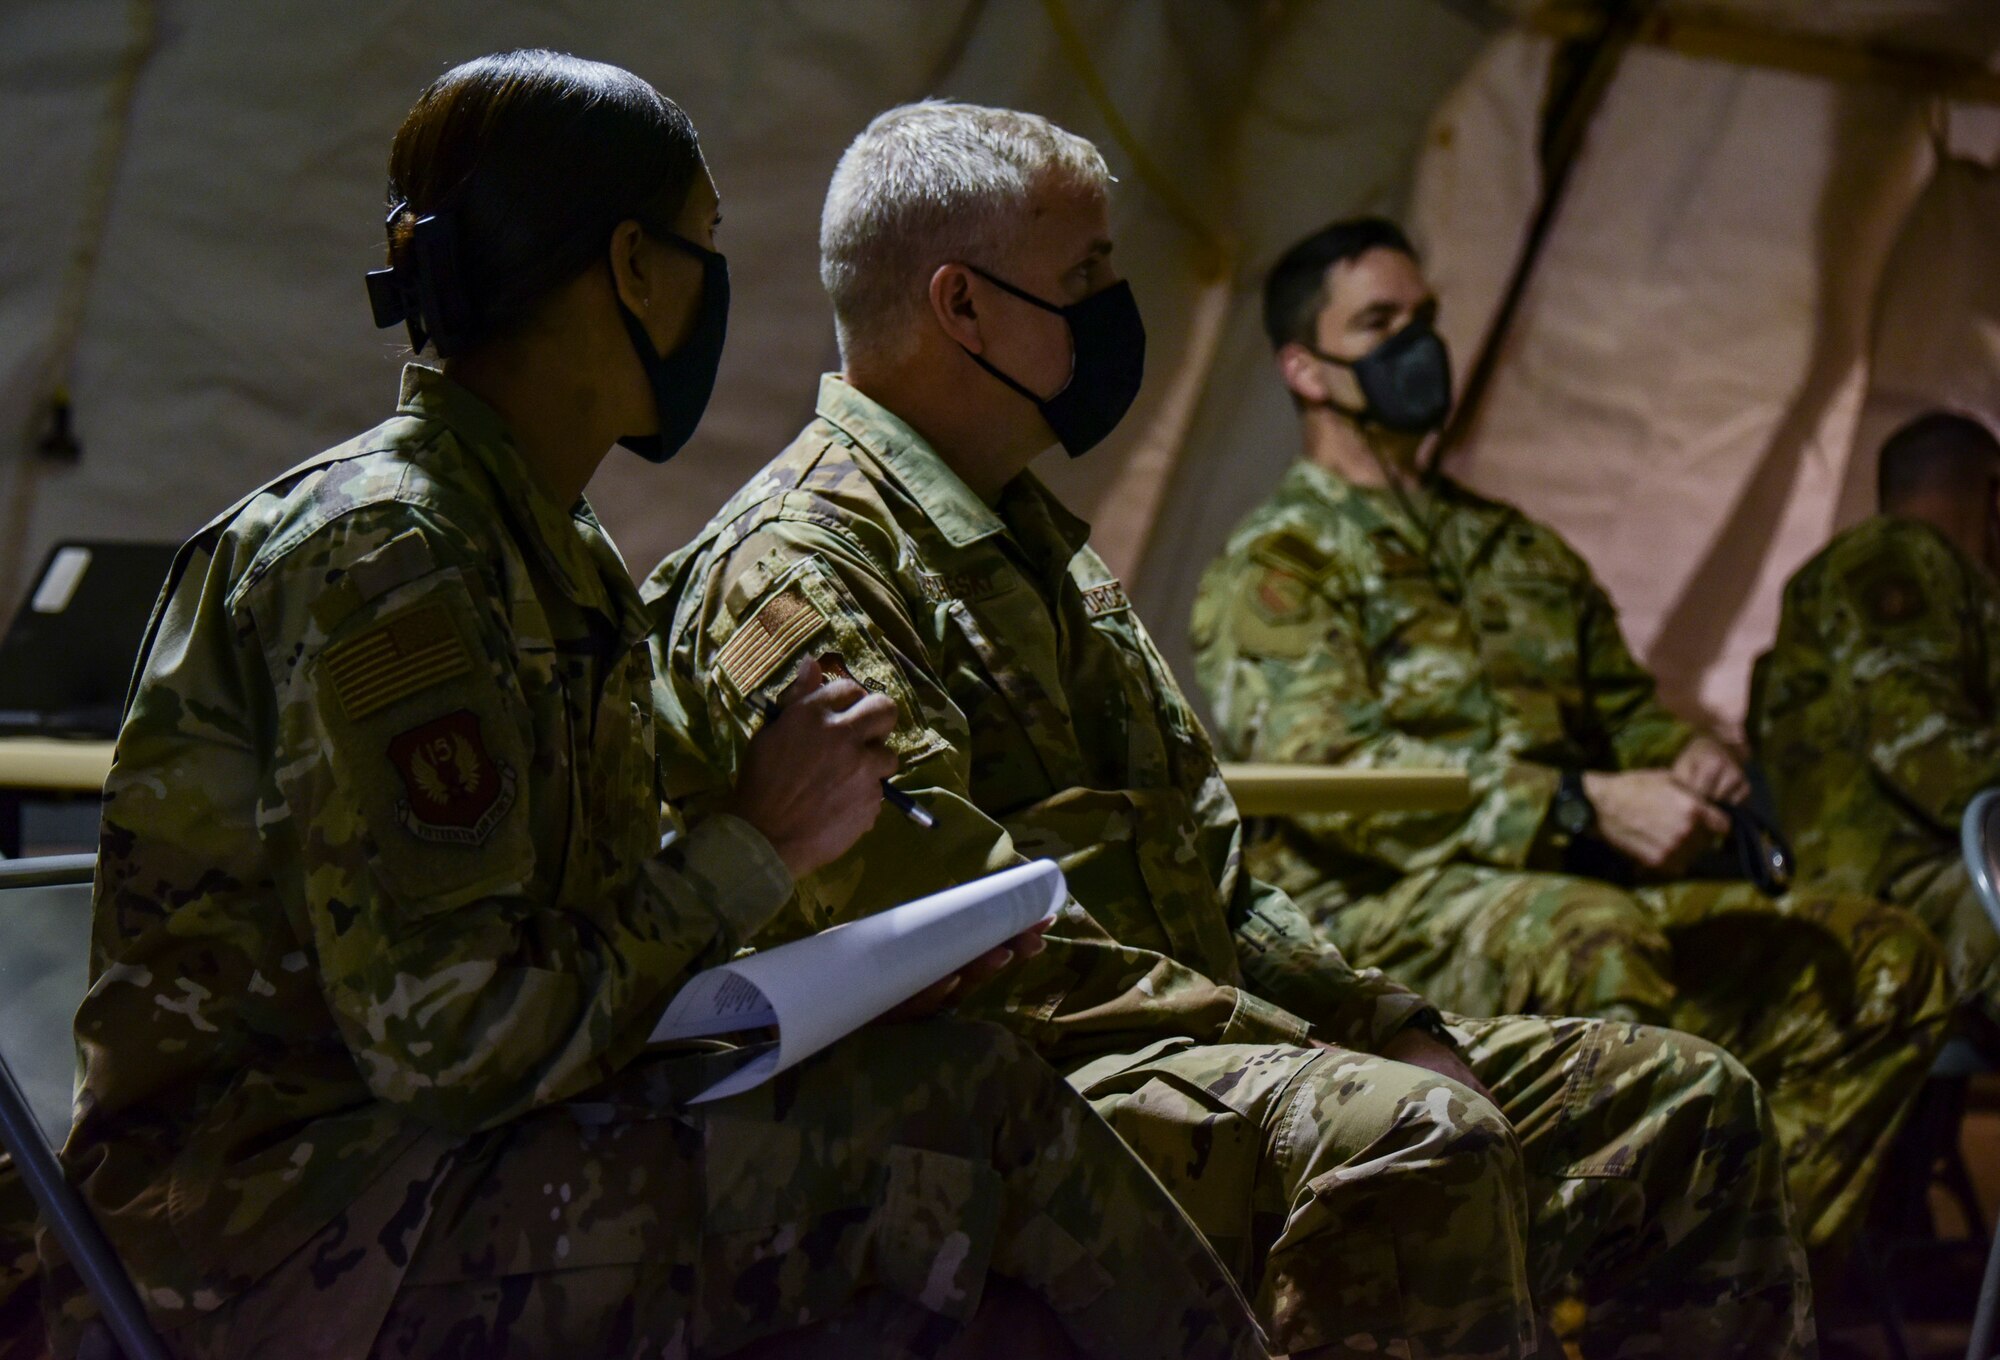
[1038,0,1242,585]
[1437,0,1657,460]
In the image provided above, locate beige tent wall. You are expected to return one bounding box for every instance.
[1855,116,2000,531]
[12,0,2000,750]
[0,0,1262,617]
[1144,4,2000,746]
[1413,30,1943,737]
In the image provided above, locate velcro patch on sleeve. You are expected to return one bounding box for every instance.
[716,583,830,695]
[1864,571,1929,626]
[324,604,471,721]
[1250,529,1331,581]
[1251,567,1311,622]
[1079,581,1131,618]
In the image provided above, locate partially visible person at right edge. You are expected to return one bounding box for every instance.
[1755,411,2000,1036]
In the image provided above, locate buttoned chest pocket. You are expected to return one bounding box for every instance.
[1357,575,1489,739]
[1082,603,1215,781]
[942,587,1078,810]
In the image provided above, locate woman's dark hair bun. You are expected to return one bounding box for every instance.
[381,49,702,355]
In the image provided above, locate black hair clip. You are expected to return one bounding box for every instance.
[364,203,474,357]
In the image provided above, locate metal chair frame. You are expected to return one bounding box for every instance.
[0,852,170,1360]
[1961,789,2000,1360]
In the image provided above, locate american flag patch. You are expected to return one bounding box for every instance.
[324,605,471,721]
[716,584,828,695]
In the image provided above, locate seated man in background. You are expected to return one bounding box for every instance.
[1753,410,2000,1031]
[651,101,1816,1359]
[1189,216,1949,1257]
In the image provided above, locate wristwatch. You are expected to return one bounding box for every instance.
[1552,768,1597,841]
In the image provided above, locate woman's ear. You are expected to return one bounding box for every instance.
[928,263,984,354]
[606,219,652,314]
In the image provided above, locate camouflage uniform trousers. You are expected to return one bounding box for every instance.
[1886,854,2000,1026]
[156,1021,1268,1360]
[1071,1012,1813,1359]
[1306,864,1951,1253]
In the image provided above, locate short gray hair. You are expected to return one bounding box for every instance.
[819,101,1110,367]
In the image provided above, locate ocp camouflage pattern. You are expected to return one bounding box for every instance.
[1754,513,2000,1020]
[648,376,1816,1355]
[1191,459,1949,1250]
[49,365,1268,1360]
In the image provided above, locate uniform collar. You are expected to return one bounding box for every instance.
[397,364,641,636]
[1282,458,1420,544]
[998,473,1094,566]
[1284,457,1518,575]
[816,374,1007,548]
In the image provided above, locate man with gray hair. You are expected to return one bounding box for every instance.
[648,101,1815,1358]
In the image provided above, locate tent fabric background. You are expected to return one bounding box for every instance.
[1143,5,2000,742]
[1855,130,2000,528]
[5,0,2000,746]
[1412,30,1941,736]
[0,0,1262,614]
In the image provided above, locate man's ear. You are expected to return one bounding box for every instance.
[1276,341,1329,405]
[606,219,652,314]
[928,263,984,353]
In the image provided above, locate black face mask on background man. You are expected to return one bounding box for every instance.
[957,266,1147,457]
[1312,314,1453,435]
[616,230,731,464]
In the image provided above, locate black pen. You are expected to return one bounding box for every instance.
[755,697,935,830]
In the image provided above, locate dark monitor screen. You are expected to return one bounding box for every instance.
[0,541,179,737]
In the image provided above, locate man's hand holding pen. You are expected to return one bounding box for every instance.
[723,656,904,878]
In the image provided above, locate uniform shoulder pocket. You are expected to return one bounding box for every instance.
[710,555,947,765]
[302,566,535,913]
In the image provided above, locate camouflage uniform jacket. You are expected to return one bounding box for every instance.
[1191,459,1696,910]
[70,366,793,1329]
[647,376,1433,1069]
[1752,514,2000,898]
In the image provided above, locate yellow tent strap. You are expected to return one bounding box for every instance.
[2,0,159,621]
[1038,0,1233,280]
[38,0,159,432]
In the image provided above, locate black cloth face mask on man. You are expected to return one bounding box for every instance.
[956,266,1147,457]
[615,229,731,464]
[1311,312,1453,435]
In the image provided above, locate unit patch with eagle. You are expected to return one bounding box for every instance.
[388,708,518,845]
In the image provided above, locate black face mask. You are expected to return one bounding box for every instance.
[957,267,1146,457]
[616,232,730,463]
[1314,316,1453,435]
